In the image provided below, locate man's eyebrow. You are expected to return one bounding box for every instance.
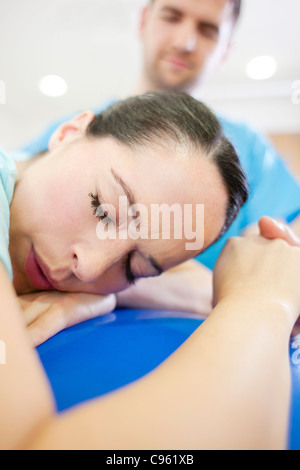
[160,6,183,16]
[111,168,136,208]
[160,6,219,32]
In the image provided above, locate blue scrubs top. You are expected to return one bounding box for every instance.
[11,100,300,270]
[0,148,17,279]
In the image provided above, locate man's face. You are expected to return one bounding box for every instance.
[140,0,235,91]
[9,113,228,296]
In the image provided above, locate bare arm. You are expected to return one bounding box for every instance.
[116,259,213,316]
[25,235,300,450]
[2,227,300,450]
[27,293,292,450]
[0,263,54,450]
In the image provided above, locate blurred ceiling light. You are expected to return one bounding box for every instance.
[246,56,278,80]
[39,75,68,97]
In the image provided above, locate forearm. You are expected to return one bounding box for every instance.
[0,263,54,450]
[28,295,292,450]
[116,260,213,316]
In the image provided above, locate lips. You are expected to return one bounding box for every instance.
[164,56,191,70]
[25,246,54,291]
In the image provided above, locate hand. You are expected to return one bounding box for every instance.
[213,231,300,328]
[259,216,300,336]
[18,291,116,347]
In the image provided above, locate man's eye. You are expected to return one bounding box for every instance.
[161,15,180,23]
[198,25,219,40]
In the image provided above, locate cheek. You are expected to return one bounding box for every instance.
[88,264,129,295]
[25,171,89,237]
[147,23,169,56]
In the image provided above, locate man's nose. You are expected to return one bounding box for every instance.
[173,22,197,53]
[71,242,128,284]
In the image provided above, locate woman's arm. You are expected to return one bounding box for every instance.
[25,235,300,450]
[116,259,213,316]
[27,294,292,450]
[2,228,300,450]
[0,263,54,450]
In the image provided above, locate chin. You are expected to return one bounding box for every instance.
[159,73,197,92]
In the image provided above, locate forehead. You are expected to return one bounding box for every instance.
[152,0,232,23]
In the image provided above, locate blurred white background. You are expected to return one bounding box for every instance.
[0,0,299,166]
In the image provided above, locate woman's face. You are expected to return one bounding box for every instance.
[9,112,228,295]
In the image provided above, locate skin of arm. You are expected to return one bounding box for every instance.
[26,294,293,451]
[0,263,55,450]
[3,227,300,450]
[116,259,213,316]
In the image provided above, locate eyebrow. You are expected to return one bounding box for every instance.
[160,6,183,16]
[111,168,136,208]
[160,6,220,33]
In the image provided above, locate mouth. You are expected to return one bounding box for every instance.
[25,246,55,291]
[164,56,191,70]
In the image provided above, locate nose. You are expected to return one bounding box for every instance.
[173,22,197,53]
[71,242,128,284]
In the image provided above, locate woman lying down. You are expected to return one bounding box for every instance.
[1,92,300,450]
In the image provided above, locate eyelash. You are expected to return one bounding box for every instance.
[89,193,136,286]
[89,193,109,222]
[122,253,136,286]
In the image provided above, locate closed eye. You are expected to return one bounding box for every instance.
[89,192,113,224]
[122,253,136,286]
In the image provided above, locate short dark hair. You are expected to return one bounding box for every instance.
[87,92,248,240]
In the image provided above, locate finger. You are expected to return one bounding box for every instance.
[18,295,52,327]
[28,294,116,347]
[259,216,300,247]
[64,293,117,328]
[27,305,67,347]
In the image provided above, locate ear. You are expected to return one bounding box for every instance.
[48,110,95,151]
[139,6,150,39]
